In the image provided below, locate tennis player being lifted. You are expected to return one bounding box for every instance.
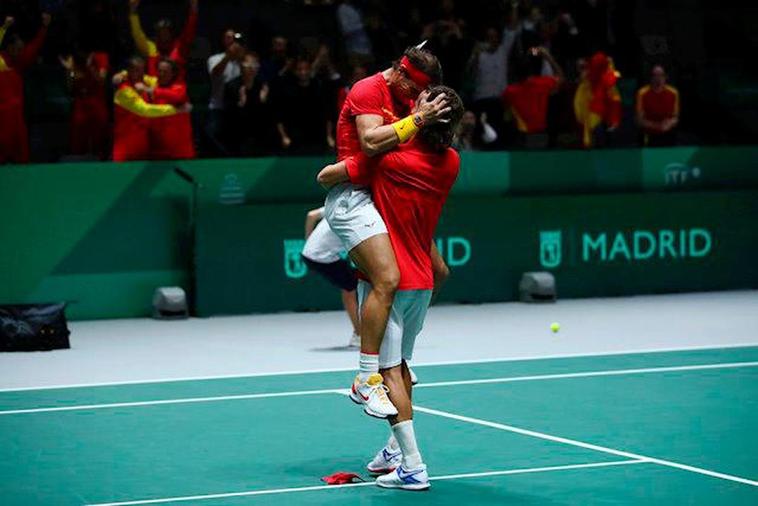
[320,86,464,490]
[323,45,451,419]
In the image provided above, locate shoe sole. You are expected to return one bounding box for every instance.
[376,481,430,491]
[348,390,397,419]
[367,466,396,475]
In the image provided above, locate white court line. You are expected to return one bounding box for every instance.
[84,460,645,506]
[414,405,758,488]
[2,342,756,392]
[2,360,757,416]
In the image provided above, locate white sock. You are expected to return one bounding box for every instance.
[358,352,379,382]
[387,433,400,451]
[391,420,423,469]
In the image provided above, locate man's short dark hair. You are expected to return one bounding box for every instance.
[418,86,464,152]
[394,46,443,86]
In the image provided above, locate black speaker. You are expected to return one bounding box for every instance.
[0,303,71,352]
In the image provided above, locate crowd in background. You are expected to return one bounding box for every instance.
[0,0,728,164]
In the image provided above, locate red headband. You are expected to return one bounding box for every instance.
[400,56,432,89]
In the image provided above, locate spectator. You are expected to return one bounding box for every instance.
[223,52,272,156]
[273,58,331,154]
[424,0,468,92]
[59,50,110,159]
[336,0,373,67]
[336,63,368,114]
[259,35,291,84]
[502,46,564,145]
[466,5,520,136]
[128,0,198,80]
[150,58,195,159]
[310,43,341,150]
[112,56,182,161]
[573,51,621,148]
[454,110,498,151]
[0,13,50,165]
[635,64,679,147]
[206,28,244,156]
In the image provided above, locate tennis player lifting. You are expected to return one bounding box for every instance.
[324,45,451,419]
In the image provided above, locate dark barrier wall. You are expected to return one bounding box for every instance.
[2,146,758,319]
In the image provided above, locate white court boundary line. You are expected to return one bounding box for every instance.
[2,361,757,416]
[84,460,645,506]
[2,342,757,392]
[413,405,758,488]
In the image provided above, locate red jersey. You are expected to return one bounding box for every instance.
[336,72,410,161]
[636,84,679,133]
[502,76,559,134]
[345,141,460,290]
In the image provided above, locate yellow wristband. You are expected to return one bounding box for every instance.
[391,115,419,143]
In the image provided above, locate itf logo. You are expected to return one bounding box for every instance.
[283,239,307,279]
[539,230,562,269]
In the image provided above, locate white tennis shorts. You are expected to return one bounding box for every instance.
[323,183,388,253]
[357,280,432,369]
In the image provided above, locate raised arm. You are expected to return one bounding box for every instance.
[17,14,50,71]
[129,0,156,58]
[0,16,13,47]
[177,0,199,58]
[537,47,564,88]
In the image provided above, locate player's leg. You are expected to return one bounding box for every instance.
[376,290,433,490]
[349,233,400,356]
[350,281,399,418]
[340,289,361,347]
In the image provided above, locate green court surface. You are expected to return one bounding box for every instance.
[1,346,757,505]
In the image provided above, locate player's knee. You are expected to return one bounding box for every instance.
[374,266,400,296]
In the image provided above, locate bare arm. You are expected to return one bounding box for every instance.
[537,47,564,88]
[431,242,449,303]
[317,161,349,189]
[304,207,324,239]
[356,92,452,156]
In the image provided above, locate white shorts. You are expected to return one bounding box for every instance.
[357,280,432,369]
[323,183,388,253]
[301,218,345,264]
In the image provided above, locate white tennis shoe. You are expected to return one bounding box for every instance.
[349,373,398,418]
[367,445,402,474]
[375,464,430,491]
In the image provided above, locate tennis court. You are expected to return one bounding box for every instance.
[2,345,757,505]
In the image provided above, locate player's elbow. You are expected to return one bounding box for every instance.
[359,137,381,157]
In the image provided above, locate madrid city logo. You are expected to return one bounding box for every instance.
[283,240,308,279]
[539,230,562,269]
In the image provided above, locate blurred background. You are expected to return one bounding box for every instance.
[0,0,756,162]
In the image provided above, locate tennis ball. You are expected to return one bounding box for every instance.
[550,322,560,333]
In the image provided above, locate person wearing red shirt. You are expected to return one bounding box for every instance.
[60,51,110,159]
[636,65,679,147]
[0,13,50,164]
[323,45,450,421]
[112,56,182,162]
[501,46,564,144]
[318,86,463,491]
[128,0,198,81]
[149,58,195,159]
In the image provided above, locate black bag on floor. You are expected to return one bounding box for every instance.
[0,303,71,352]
